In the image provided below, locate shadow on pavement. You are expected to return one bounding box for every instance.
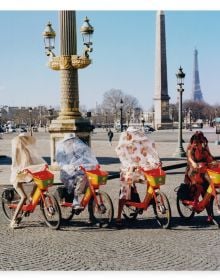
[170,216,220,230]
[0,156,51,166]
[58,215,220,231]
[97,157,120,165]
[0,156,11,165]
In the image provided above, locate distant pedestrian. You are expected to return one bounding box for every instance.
[107,129,114,146]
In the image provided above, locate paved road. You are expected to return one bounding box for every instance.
[0,129,220,271]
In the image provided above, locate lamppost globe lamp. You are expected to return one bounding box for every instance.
[42,22,56,55]
[173,66,186,157]
[80,17,94,44]
[176,66,185,86]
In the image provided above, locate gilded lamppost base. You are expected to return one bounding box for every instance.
[48,117,93,164]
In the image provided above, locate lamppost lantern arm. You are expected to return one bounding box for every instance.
[42,21,56,56]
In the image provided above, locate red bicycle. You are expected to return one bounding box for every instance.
[1,165,61,229]
[121,167,171,229]
[55,165,114,228]
[176,162,220,226]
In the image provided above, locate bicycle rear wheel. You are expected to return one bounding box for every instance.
[40,193,61,230]
[88,190,114,228]
[1,188,20,222]
[177,195,195,220]
[152,190,171,229]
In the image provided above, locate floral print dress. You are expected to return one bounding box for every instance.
[115,128,161,200]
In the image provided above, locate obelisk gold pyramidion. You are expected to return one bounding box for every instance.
[43,11,94,163]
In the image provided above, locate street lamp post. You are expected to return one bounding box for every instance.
[48,108,54,125]
[28,107,33,136]
[184,109,187,130]
[189,108,192,131]
[141,114,145,130]
[104,112,108,130]
[43,12,94,163]
[170,107,174,129]
[173,66,186,157]
[120,99,123,132]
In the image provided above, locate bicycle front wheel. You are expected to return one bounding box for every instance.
[88,190,114,228]
[53,188,74,221]
[152,190,171,229]
[1,188,20,222]
[40,193,61,230]
[177,195,195,220]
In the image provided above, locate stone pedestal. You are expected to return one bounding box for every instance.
[49,117,92,164]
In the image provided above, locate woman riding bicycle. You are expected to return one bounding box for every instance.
[184,131,217,221]
[115,127,161,225]
[56,133,98,209]
[10,133,46,229]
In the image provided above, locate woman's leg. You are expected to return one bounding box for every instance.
[116,199,126,222]
[10,183,27,227]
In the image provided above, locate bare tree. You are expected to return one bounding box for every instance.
[101,88,140,125]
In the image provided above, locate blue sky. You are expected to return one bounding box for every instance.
[0,7,220,111]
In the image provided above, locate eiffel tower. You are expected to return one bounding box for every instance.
[192,49,204,102]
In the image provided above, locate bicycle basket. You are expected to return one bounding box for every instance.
[86,169,108,187]
[143,168,166,187]
[32,170,54,189]
[207,167,220,184]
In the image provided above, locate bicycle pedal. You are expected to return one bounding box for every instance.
[130,212,137,217]
[16,217,22,224]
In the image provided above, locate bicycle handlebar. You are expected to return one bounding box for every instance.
[22,164,49,175]
[79,164,100,172]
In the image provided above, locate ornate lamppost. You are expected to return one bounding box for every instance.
[173,66,186,157]
[43,12,94,163]
[120,99,123,132]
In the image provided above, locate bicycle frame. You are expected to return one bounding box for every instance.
[8,165,53,211]
[125,182,165,210]
[7,180,52,213]
[125,184,157,210]
[181,164,220,213]
[59,165,106,209]
[125,167,166,211]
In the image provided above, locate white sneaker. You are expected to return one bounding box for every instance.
[10,221,20,229]
[72,198,84,210]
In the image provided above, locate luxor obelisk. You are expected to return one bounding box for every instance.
[154,11,172,130]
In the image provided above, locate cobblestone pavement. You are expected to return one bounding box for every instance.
[0,129,220,271]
